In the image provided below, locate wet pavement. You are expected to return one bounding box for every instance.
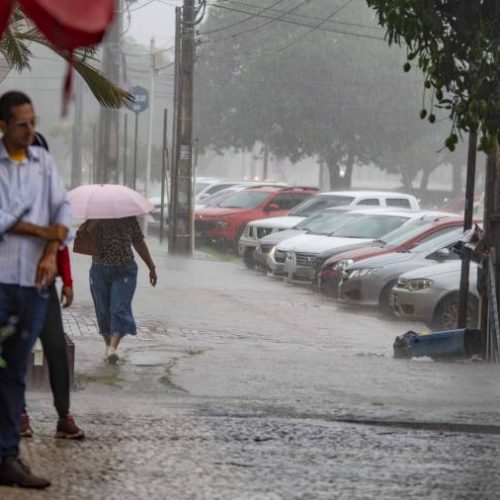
[4,242,500,499]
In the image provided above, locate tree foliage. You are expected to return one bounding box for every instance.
[195,0,462,189]
[366,0,500,152]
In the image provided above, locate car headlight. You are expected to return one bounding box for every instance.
[348,267,380,279]
[403,278,433,291]
[215,221,230,228]
[333,259,354,271]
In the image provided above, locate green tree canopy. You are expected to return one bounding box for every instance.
[195,0,462,189]
[366,0,500,152]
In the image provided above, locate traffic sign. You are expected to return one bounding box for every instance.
[126,85,149,113]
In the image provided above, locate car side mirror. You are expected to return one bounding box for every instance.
[433,248,451,260]
[265,203,281,211]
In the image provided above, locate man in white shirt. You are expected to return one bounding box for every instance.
[0,91,71,490]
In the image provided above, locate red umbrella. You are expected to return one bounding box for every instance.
[0,0,115,113]
[19,0,115,50]
[0,1,114,49]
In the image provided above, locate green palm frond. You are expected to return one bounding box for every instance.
[0,25,32,71]
[70,56,132,109]
[16,29,131,108]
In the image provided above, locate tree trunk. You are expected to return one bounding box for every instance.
[452,163,463,196]
[400,167,413,190]
[327,163,351,190]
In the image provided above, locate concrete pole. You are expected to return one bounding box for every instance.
[145,37,156,200]
[170,0,195,255]
[70,75,83,188]
[97,0,122,184]
[168,7,182,252]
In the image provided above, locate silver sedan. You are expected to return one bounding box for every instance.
[391,260,479,330]
[338,228,463,314]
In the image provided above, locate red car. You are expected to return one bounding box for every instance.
[195,186,317,251]
[318,214,467,297]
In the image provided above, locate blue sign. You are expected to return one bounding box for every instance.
[126,85,149,113]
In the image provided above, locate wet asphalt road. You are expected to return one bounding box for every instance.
[5,245,500,499]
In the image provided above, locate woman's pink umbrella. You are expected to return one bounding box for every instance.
[68,184,154,220]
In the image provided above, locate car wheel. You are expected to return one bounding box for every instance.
[243,247,256,270]
[320,278,339,298]
[432,293,479,331]
[379,280,397,316]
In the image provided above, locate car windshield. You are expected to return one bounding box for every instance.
[288,194,355,217]
[409,227,463,253]
[202,188,241,207]
[331,214,410,238]
[381,219,441,246]
[195,181,212,194]
[219,191,269,209]
[306,212,366,235]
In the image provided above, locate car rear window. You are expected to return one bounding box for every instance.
[289,195,355,216]
[386,198,411,208]
[331,215,410,238]
[382,219,437,246]
[410,227,463,254]
[219,191,269,209]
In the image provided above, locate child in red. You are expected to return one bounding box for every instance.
[20,246,84,439]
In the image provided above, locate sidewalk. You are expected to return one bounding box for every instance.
[4,244,500,499]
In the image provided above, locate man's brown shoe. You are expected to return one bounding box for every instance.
[0,456,50,489]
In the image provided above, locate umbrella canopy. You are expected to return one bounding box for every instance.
[68,184,154,220]
[1,0,114,50]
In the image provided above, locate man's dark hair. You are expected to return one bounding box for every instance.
[0,91,32,123]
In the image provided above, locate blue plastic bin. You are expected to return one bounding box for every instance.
[393,328,482,359]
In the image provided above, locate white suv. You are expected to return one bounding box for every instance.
[238,190,420,266]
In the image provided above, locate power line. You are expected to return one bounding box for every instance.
[200,0,287,35]
[274,0,356,54]
[205,0,314,42]
[201,2,385,44]
[206,0,381,31]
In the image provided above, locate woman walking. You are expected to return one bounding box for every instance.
[89,217,157,363]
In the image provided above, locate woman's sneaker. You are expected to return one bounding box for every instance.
[20,412,33,438]
[106,346,119,364]
[55,414,85,440]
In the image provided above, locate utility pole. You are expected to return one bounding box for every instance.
[97,0,122,184]
[169,0,195,255]
[70,75,84,188]
[168,7,182,252]
[145,37,156,201]
[480,146,500,351]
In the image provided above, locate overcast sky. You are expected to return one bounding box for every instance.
[127,0,181,48]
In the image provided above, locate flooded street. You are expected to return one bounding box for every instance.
[11,245,500,499]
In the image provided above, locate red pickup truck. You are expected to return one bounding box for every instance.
[195,186,318,251]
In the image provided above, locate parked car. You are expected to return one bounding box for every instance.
[391,260,479,330]
[195,186,318,251]
[238,190,421,267]
[282,210,423,284]
[338,228,464,314]
[252,206,356,271]
[195,182,287,211]
[195,179,248,203]
[267,208,413,280]
[317,213,463,296]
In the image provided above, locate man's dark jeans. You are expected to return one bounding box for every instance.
[0,284,48,461]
